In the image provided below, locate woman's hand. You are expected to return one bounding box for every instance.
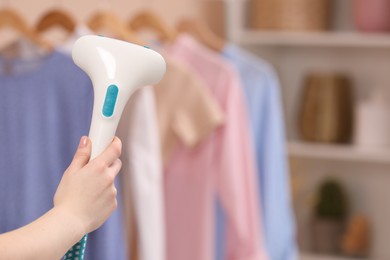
[0,136,123,260]
[54,136,122,234]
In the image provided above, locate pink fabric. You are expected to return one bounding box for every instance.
[164,34,268,260]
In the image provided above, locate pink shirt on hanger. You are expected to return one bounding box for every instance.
[163,34,268,260]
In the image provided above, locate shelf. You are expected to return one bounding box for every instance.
[239,30,390,48]
[300,253,371,260]
[288,141,390,164]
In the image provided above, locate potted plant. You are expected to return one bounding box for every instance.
[311,179,348,254]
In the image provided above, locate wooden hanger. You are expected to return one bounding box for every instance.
[129,10,176,43]
[0,8,52,51]
[36,9,76,34]
[177,18,225,52]
[87,11,144,45]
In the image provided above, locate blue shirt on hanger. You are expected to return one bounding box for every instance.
[0,51,126,260]
[216,44,298,260]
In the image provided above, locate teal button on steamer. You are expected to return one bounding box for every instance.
[65,36,166,259]
[102,85,119,117]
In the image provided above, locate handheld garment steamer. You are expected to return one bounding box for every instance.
[64,35,166,260]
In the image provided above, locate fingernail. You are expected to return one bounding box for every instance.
[80,136,88,148]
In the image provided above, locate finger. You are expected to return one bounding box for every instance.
[94,137,122,167]
[68,136,91,171]
[108,159,122,178]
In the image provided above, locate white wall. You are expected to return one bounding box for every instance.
[2,0,202,26]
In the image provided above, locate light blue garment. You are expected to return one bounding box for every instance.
[216,44,298,260]
[0,51,126,260]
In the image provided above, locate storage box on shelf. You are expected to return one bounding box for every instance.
[225,0,390,48]
[247,0,331,32]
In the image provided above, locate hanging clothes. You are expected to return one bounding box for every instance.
[215,44,298,260]
[161,34,268,260]
[153,54,224,260]
[117,85,165,260]
[0,49,126,260]
[154,56,224,163]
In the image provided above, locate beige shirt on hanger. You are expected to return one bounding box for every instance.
[154,57,224,163]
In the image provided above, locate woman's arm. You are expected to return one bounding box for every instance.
[0,136,122,260]
[0,206,85,259]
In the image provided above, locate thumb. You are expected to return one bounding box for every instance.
[68,136,91,171]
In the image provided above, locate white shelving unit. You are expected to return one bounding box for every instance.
[300,254,375,260]
[288,141,390,164]
[224,0,390,259]
[240,30,390,48]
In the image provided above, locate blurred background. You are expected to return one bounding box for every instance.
[0,0,389,260]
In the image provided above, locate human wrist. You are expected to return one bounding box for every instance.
[51,205,88,240]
